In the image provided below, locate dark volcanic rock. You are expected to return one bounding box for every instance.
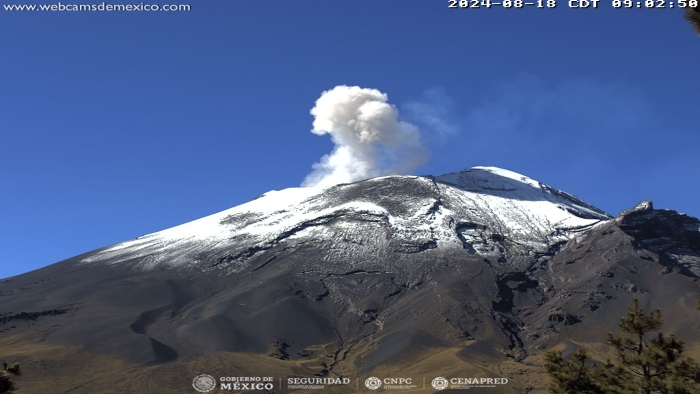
[0,168,698,385]
[616,200,700,277]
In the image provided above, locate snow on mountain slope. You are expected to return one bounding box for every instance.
[81,167,612,272]
[436,167,610,242]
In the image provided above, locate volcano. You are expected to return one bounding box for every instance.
[1,167,699,393]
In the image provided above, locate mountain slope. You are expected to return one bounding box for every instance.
[1,167,698,394]
[80,167,610,273]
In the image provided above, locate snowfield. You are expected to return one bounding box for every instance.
[81,167,612,272]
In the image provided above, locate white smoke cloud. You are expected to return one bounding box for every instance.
[404,87,458,137]
[302,85,428,188]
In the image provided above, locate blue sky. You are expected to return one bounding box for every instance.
[1,1,698,278]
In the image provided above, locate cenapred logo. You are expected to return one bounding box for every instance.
[431,377,449,390]
[365,377,382,390]
[192,374,217,393]
[431,376,509,390]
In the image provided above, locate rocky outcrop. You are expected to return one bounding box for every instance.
[616,200,700,277]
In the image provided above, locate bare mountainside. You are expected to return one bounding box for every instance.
[1,167,699,394]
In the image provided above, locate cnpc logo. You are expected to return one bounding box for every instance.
[364,377,414,390]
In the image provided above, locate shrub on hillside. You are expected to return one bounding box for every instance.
[0,371,14,393]
[2,363,19,375]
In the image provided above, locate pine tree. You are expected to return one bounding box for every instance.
[545,299,700,394]
[544,348,606,394]
[686,6,700,36]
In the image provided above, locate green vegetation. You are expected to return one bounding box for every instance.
[0,362,20,393]
[546,299,700,394]
[686,6,700,35]
[1,363,19,376]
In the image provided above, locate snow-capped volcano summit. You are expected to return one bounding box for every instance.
[82,166,611,273]
[2,165,699,393]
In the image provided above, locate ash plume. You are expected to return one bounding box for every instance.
[302,85,428,188]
